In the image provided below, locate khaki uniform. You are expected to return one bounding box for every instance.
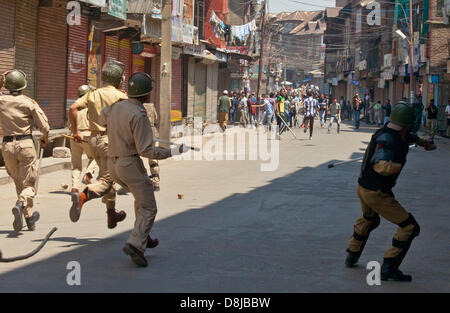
[348,185,414,260]
[103,98,172,252]
[69,108,97,190]
[0,94,50,218]
[76,85,126,209]
[142,103,160,189]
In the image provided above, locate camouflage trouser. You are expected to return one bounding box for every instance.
[83,133,115,209]
[2,138,37,218]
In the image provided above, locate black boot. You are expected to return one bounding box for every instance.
[25,211,40,231]
[345,250,361,267]
[381,262,412,282]
[12,201,24,232]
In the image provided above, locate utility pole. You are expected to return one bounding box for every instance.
[256,0,266,100]
[409,0,414,105]
[159,0,172,148]
[284,55,287,85]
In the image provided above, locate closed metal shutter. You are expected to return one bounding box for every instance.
[0,0,16,137]
[14,0,38,98]
[194,62,207,121]
[36,0,68,128]
[104,34,119,64]
[0,0,15,76]
[206,63,218,123]
[132,54,145,73]
[171,56,183,122]
[66,16,89,110]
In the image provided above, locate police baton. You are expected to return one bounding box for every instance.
[153,138,200,152]
[328,145,417,169]
[34,140,45,195]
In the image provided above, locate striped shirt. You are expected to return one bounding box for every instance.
[304,97,318,117]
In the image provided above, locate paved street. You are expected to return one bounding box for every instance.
[0,121,448,292]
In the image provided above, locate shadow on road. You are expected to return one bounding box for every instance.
[0,140,448,293]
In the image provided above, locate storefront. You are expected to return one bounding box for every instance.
[66,16,89,109]
[36,0,68,128]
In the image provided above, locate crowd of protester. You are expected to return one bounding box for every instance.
[219,86,449,140]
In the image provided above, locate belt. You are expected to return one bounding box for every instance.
[90,130,107,136]
[3,134,32,143]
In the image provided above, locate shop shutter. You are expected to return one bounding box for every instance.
[36,1,68,128]
[66,16,89,109]
[194,62,207,121]
[104,34,119,64]
[0,0,16,137]
[132,54,145,73]
[206,63,218,123]
[171,56,183,122]
[14,0,39,98]
[0,0,15,76]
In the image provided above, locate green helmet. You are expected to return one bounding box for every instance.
[4,69,27,91]
[390,102,415,127]
[127,72,155,98]
[102,60,125,85]
[78,85,91,98]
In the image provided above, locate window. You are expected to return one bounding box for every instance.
[194,0,205,40]
[436,0,443,17]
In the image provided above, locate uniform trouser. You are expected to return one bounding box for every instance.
[70,131,97,190]
[83,134,115,209]
[218,112,228,131]
[108,156,157,252]
[2,138,37,218]
[348,185,420,267]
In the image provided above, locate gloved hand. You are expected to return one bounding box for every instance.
[171,144,189,156]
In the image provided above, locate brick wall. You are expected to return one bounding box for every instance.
[429,24,450,73]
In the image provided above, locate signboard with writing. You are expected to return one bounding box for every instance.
[183,44,204,57]
[226,46,249,55]
[108,0,127,20]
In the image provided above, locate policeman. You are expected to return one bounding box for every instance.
[0,70,50,232]
[345,102,436,281]
[102,72,188,267]
[69,85,97,193]
[142,102,161,191]
[68,60,127,229]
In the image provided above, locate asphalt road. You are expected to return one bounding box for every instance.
[0,121,448,292]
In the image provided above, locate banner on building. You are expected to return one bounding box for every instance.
[108,0,127,20]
